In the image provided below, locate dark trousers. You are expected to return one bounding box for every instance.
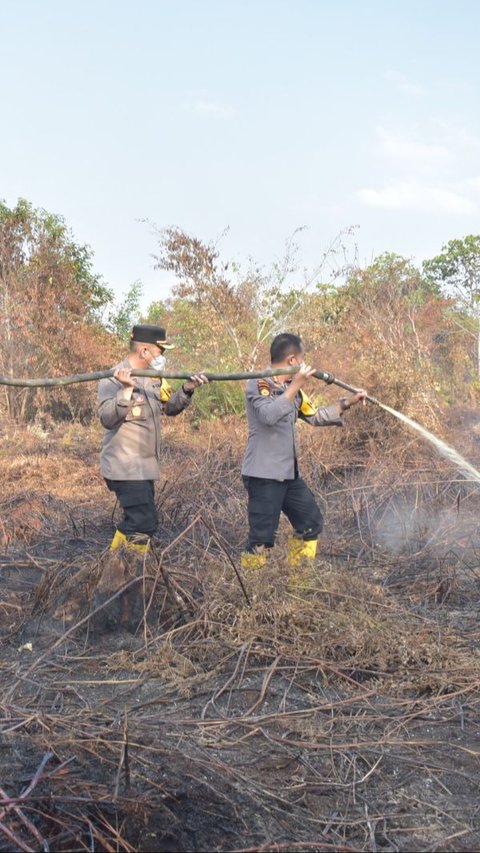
[243,476,323,553]
[105,479,158,537]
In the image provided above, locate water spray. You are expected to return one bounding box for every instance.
[313,369,480,486]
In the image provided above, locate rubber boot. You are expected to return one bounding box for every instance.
[124,534,150,556]
[287,537,318,566]
[110,530,149,555]
[240,549,267,571]
[110,529,127,551]
[287,537,318,590]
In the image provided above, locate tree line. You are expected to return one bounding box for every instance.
[1,198,480,425]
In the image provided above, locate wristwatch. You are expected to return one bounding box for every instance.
[339,397,350,413]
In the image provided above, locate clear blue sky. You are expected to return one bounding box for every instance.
[2,0,479,309]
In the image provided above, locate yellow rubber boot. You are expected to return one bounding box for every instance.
[241,550,267,571]
[287,536,318,566]
[110,530,128,551]
[287,537,318,590]
[110,530,149,555]
[300,539,317,560]
[125,537,150,556]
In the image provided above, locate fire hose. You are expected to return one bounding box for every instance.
[0,366,374,399]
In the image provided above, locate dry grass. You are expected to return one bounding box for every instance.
[1,410,480,851]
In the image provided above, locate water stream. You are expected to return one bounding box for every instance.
[375,400,480,485]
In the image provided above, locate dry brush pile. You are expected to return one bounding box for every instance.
[1,410,480,852]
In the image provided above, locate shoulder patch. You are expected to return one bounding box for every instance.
[257,379,271,397]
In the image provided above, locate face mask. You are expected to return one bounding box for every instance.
[150,354,166,371]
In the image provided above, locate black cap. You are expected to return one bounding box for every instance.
[130,324,174,349]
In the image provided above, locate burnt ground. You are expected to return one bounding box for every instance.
[1,416,480,852]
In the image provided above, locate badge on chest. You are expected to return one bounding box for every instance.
[129,394,145,419]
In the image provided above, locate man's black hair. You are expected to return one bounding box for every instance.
[270,333,303,364]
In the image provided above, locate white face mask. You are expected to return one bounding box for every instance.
[150,354,166,371]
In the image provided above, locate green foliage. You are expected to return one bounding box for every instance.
[423,236,480,377]
[347,253,438,303]
[70,243,114,315]
[142,299,169,325]
[187,380,246,422]
[106,280,143,340]
[0,198,114,317]
[423,235,480,311]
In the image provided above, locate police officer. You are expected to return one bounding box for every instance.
[98,324,208,554]
[241,333,366,569]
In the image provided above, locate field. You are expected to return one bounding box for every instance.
[1,405,480,853]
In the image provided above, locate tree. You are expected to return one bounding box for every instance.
[303,253,457,424]
[0,198,117,421]
[106,280,142,341]
[423,236,480,378]
[145,225,361,417]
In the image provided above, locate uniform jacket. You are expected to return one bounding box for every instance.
[98,358,192,480]
[241,374,343,481]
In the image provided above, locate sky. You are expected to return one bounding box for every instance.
[1,0,480,311]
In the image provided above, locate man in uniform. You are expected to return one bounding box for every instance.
[98,324,208,554]
[241,332,366,570]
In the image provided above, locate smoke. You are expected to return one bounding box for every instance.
[371,498,472,556]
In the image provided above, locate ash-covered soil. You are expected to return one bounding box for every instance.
[1,417,480,852]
